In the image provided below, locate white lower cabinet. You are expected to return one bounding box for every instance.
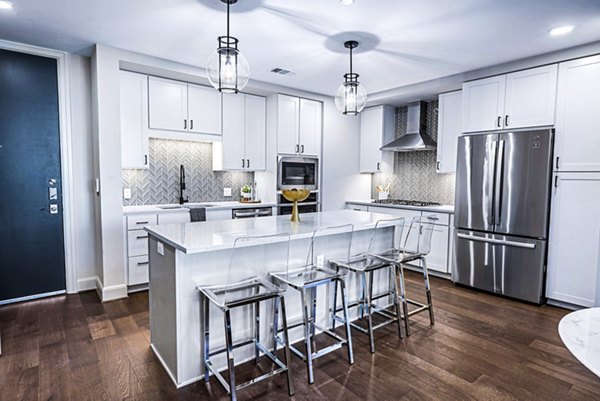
[427,224,450,274]
[128,255,149,286]
[546,173,600,307]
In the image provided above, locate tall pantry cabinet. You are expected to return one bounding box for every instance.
[546,55,600,307]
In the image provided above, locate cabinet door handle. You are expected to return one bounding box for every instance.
[137,261,149,266]
[554,176,558,188]
[247,159,250,168]
[136,235,148,240]
[190,120,194,130]
[497,116,501,128]
[184,119,187,130]
[436,161,441,170]
[144,155,148,165]
[295,144,299,153]
[376,162,381,171]
[505,115,509,127]
[301,144,304,153]
[242,159,245,168]
[136,221,149,225]
[556,156,560,170]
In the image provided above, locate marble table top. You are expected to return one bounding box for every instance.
[558,307,600,377]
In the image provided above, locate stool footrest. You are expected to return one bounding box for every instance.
[208,338,255,357]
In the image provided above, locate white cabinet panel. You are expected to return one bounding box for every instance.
[126,213,158,230]
[128,255,149,286]
[427,225,450,273]
[120,71,149,169]
[277,95,300,154]
[462,75,506,133]
[555,55,600,172]
[158,211,191,225]
[299,99,322,156]
[148,76,188,132]
[360,106,395,173]
[504,64,557,129]
[245,95,267,170]
[188,84,221,135]
[128,230,149,257]
[546,173,600,307]
[346,203,368,212]
[436,91,462,174]
[220,94,246,170]
[206,209,233,221]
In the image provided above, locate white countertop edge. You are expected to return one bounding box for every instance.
[123,202,277,214]
[558,308,600,378]
[346,200,455,214]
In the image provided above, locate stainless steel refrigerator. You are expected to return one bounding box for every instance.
[453,129,554,304]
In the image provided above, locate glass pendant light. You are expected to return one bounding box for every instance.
[335,40,367,115]
[206,0,249,93]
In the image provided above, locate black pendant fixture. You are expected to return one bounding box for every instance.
[335,40,367,115]
[206,0,250,93]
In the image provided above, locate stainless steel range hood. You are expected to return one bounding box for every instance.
[380,101,437,152]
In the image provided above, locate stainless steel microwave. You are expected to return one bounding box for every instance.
[277,156,319,190]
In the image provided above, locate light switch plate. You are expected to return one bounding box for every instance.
[223,187,232,197]
[157,242,164,256]
[123,188,132,199]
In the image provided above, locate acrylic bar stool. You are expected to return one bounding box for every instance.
[270,224,354,385]
[332,217,406,353]
[375,215,437,336]
[198,233,294,401]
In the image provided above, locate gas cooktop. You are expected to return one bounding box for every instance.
[373,199,442,207]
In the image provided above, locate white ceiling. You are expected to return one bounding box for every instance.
[1,0,600,97]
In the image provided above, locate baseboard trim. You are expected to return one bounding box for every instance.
[95,277,128,302]
[77,276,99,292]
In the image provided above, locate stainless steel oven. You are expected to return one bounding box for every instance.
[277,191,320,216]
[277,156,318,190]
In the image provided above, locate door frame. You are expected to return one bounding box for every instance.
[0,39,78,295]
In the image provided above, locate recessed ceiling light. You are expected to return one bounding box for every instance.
[549,25,574,36]
[341,0,354,5]
[0,0,13,10]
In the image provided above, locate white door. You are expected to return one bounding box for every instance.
[120,71,149,169]
[546,173,600,307]
[462,75,506,132]
[148,76,188,132]
[220,93,246,170]
[299,98,322,156]
[188,84,222,135]
[360,106,384,173]
[504,64,558,129]
[426,224,450,273]
[245,95,266,171]
[554,55,600,172]
[277,95,300,154]
[436,91,462,174]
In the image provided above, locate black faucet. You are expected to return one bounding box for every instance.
[179,164,188,205]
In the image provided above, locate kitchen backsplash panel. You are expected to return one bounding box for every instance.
[122,138,254,206]
[372,100,456,205]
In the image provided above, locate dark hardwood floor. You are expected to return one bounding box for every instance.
[1,271,599,401]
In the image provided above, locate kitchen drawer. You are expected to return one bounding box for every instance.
[128,255,149,286]
[346,203,368,212]
[424,212,450,226]
[127,213,158,230]
[128,229,149,257]
[158,211,191,225]
[368,206,422,222]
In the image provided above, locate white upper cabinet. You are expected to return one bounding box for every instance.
[188,84,222,135]
[546,173,600,307]
[504,64,557,129]
[554,55,600,172]
[359,105,395,173]
[276,95,322,156]
[436,91,462,174]
[462,75,506,132]
[120,71,149,169]
[148,76,188,132]
[462,64,557,132]
[214,94,266,171]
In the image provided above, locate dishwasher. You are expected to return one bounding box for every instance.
[231,207,273,219]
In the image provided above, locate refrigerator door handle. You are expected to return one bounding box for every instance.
[494,139,506,226]
[487,140,498,226]
[457,233,536,249]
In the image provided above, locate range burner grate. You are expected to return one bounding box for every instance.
[373,199,441,207]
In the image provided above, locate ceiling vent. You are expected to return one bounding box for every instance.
[271,68,296,76]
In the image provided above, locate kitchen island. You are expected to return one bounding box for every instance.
[144,209,400,387]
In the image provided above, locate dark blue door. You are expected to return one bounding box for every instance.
[0,49,66,303]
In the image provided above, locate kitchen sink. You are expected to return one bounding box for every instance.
[157,205,187,210]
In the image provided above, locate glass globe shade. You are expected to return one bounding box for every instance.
[207,47,250,93]
[335,81,367,115]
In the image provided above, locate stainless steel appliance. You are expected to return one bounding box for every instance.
[453,129,553,304]
[277,156,318,190]
[373,199,441,207]
[277,191,319,215]
[232,207,273,219]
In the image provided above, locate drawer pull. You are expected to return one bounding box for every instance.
[136,221,149,225]
[137,261,149,266]
[136,235,148,239]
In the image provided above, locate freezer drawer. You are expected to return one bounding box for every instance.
[453,229,546,304]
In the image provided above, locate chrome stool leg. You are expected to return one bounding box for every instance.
[421,257,435,325]
[396,262,410,336]
[390,265,404,339]
[279,295,295,396]
[365,270,376,353]
[338,277,354,364]
[300,289,315,384]
[272,296,280,354]
[331,275,339,331]
[223,309,237,401]
[203,295,211,382]
[255,301,261,361]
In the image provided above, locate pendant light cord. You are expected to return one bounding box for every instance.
[349,45,353,75]
[227,0,230,39]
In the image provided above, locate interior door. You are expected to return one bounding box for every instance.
[0,49,66,303]
[454,133,498,232]
[494,130,553,238]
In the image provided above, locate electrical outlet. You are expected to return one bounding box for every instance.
[317,254,325,268]
[123,188,132,199]
[157,242,164,256]
[223,187,232,197]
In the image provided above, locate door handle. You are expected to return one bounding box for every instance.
[190,120,194,130]
[137,261,149,266]
[184,119,187,130]
[301,144,304,153]
[247,159,250,168]
[494,139,505,226]
[487,140,497,226]
[504,115,509,127]
[457,233,536,249]
[136,235,148,240]
[555,156,560,170]
[144,155,148,166]
[497,116,502,128]
[554,176,559,188]
[242,159,245,168]
[376,162,380,171]
[436,161,441,170]
[295,144,299,153]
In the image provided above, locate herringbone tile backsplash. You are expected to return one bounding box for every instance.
[122,138,254,206]
[372,101,456,205]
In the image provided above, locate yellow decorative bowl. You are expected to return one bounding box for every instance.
[281,189,310,222]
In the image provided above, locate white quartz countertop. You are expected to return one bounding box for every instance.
[123,201,276,214]
[558,307,600,377]
[145,209,398,254]
[346,200,455,214]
